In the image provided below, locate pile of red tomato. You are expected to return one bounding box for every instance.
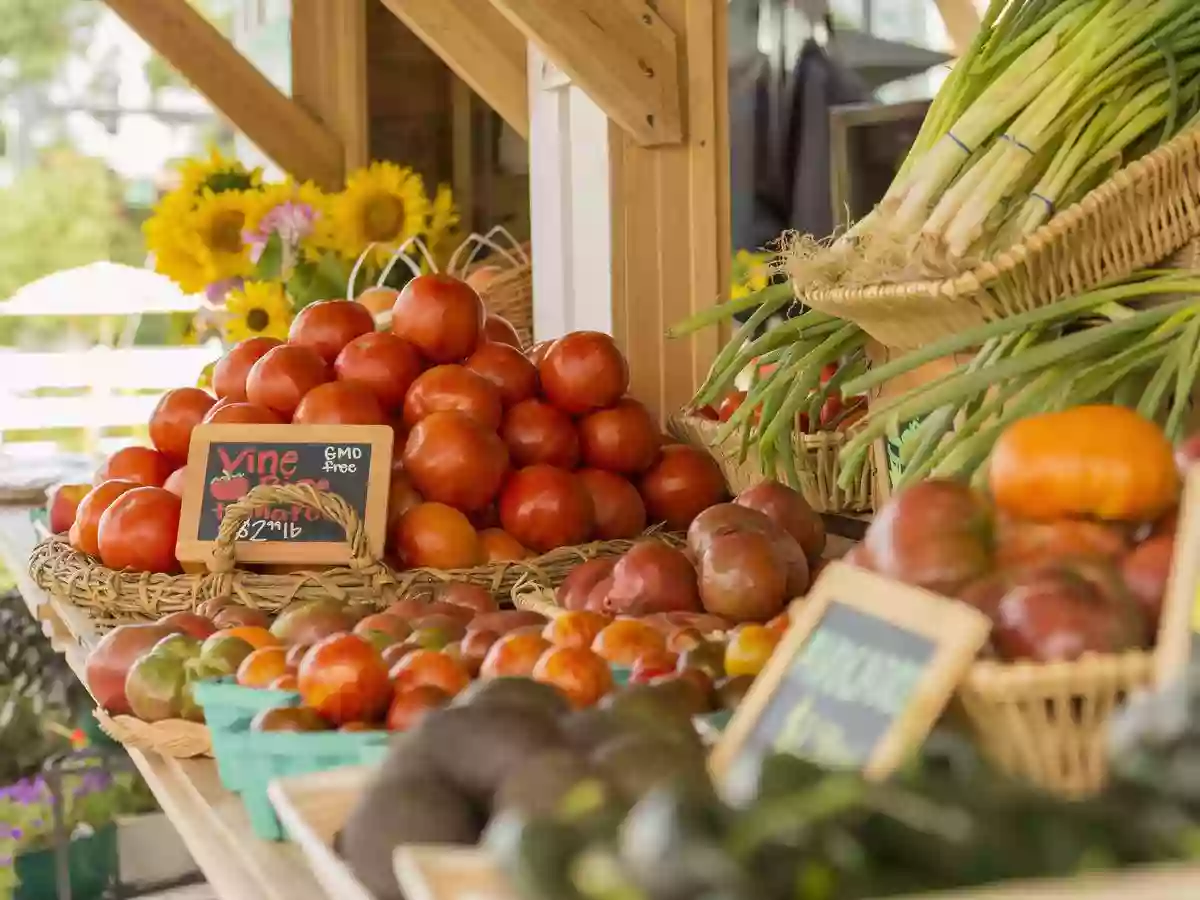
[50,274,730,576]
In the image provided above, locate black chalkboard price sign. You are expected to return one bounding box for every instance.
[711,562,991,791]
[176,424,393,566]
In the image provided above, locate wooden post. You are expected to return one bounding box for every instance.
[103,0,344,187]
[291,0,370,176]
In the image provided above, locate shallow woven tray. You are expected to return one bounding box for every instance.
[957,651,1155,798]
[94,709,212,758]
[804,129,1200,349]
[28,482,667,626]
[668,411,874,514]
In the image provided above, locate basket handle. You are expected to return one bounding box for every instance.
[209,483,378,574]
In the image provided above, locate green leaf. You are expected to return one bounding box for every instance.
[255,232,284,281]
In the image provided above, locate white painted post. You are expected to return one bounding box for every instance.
[526,46,614,341]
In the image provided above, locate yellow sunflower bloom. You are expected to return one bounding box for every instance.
[223,281,294,343]
[332,162,431,266]
[145,200,208,293]
[425,184,461,268]
[176,146,261,198]
[184,189,263,286]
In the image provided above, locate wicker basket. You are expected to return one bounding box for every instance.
[802,129,1200,349]
[93,709,212,758]
[668,411,874,514]
[956,652,1156,798]
[28,483,663,626]
[457,230,533,347]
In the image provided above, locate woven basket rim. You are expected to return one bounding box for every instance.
[95,708,213,758]
[962,649,1154,697]
[807,128,1200,306]
[670,410,855,445]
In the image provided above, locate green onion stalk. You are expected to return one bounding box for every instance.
[834,272,1200,491]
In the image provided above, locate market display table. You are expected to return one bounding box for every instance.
[0,508,325,900]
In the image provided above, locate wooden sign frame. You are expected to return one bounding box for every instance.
[176,424,393,568]
[710,562,991,784]
[1155,465,1200,685]
[393,846,517,900]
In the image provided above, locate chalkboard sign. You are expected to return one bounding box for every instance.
[1155,466,1200,685]
[176,424,393,567]
[711,562,991,792]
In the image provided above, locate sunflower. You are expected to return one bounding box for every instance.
[425,184,461,268]
[176,147,262,198]
[145,200,209,293]
[184,189,264,286]
[331,162,431,266]
[223,281,294,343]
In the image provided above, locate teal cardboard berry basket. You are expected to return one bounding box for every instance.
[193,678,302,791]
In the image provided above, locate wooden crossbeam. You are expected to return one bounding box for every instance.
[490,0,683,146]
[378,0,529,140]
[104,0,345,187]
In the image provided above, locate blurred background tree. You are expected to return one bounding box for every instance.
[0,0,96,90]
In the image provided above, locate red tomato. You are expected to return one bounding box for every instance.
[819,395,844,429]
[98,446,174,487]
[293,381,389,425]
[96,486,182,573]
[212,337,282,402]
[203,402,283,425]
[501,399,580,469]
[288,299,376,363]
[245,344,330,417]
[639,444,728,530]
[391,274,485,363]
[333,332,423,412]
[69,480,140,557]
[718,391,759,423]
[499,465,595,552]
[465,343,538,408]
[393,502,484,569]
[149,388,215,464]
[579,469,647,540]
[386,685,450,731]
[538,332,629,415]
[483,314,522,349]
[298,634,392,726]
[402,411,510,511]
[820,363,838,383]
[578,398,661,474]
[402,365,503,431]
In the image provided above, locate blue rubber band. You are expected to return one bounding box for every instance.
[947,132,972,154]
[1000,133,1036,155]
[1031,192,1056,216]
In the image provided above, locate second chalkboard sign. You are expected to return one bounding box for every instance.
[176,424,393,566]
[711,562,991,794]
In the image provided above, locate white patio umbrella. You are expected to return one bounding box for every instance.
[0,261,202,317]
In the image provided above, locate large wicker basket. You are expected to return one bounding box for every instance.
[28,483,661,627]
[668,411,875,514]
[802,129,1200,349]
[956,652,1156,798]
[458,230,533,347]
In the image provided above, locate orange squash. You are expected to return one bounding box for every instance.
[989,406,1178,523]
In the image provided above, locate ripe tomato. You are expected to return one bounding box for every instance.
[389,649,470,696]
[393,502,484,569]
[149,388,215,464]
[479,632,551,679]
[334,332,422,412]
[386,684,450,731]
[501,399,580,469]
[386,469,423,534]
[298,634,392,726]
[479,528,531,562]
[236,647,289,689]
[212,337,282,401]
[402,364,503,431]
[579,469,647,540]
[98,446,174,487]
[288,299,376,363]
[96,486,182,573]
[245,344,329,417]
[539,332,629,415]
[69,480,140,557]
[293,381,389,425]
[639,444,728,530]
[718,391,759,423]
[578,398,660,474]
[819,394,844,429]
[355,286,398,319]
[465,343,538,408]
[532,646,613,708]
[483,314,522,349]
[402,411,509,512]
[203,402,283,425]
[499,465,594,552]
[391,274,485,363]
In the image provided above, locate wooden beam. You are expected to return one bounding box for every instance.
[104,0,344,188]
[490,0,683,146]
[378,0,529,140]
[934,0,982,56]
[291,0,369,176]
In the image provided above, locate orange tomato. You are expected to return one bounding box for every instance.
[386,684,451,731]
[298,633,392,725]
[394,503,484,570]
[96,487,182,574]
[479,632,551,679]
[542,610,609,650]
[532,646,613,708]
[217,626,281,650]
[237,646,290,689]
[591,618,667,666]
[479,528,531,562]
[69,480,139,557]
[388,649,470,696]
[98,446,174,488]
[149,388,216,464]
[724,624,780,678]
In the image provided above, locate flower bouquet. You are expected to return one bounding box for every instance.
[144,150,460,350]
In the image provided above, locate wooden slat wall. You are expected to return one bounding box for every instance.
[611,0,730,421]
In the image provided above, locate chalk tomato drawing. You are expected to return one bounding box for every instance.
[210,472,251,502]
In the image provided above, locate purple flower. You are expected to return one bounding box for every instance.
[244,201,318,263]
[205,277,244,307]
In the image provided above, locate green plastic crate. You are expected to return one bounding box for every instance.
[193,678,301,790]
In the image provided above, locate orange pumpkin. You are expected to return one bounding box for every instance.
[989,406,1179,523]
